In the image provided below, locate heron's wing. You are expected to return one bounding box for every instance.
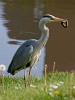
[8,43,34,73]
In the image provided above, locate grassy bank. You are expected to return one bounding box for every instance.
[0,71,75,100]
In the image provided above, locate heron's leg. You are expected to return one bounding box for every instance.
[28,67,31,86]
[24,68,26,88]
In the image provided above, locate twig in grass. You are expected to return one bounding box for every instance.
[0,65,6,94]
[2,73,4,94]
[44,64,47,85]
[52,62,56,73]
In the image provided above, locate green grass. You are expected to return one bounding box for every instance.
[0,71,75,100]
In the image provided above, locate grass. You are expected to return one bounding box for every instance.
[0,71,75,100]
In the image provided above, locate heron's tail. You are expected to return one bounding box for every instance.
[7,61,15,75]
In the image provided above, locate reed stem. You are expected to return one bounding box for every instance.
[52,62,56,73]
[44,64,47,85]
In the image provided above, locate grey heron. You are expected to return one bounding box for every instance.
[7,14,68,83]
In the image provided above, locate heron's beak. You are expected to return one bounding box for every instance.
[54,17,68,28]
[54,17,65,22]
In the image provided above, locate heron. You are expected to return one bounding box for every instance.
[7,14,68,85]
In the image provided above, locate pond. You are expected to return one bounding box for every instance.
[0,0,75,76]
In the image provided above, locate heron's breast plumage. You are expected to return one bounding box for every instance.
[33,50,41,64]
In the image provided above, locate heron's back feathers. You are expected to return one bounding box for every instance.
[7,39,40,75]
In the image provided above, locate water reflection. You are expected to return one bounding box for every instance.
[8,40,22,45]
[34,0,44,22]
[0,0,75,76]
[0,2,9,74]
[0,0,45,76]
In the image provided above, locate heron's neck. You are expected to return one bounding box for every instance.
[38,21,49,49]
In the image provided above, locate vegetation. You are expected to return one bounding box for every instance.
[0,71,75,100]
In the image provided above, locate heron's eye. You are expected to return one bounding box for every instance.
[50,16,54,20]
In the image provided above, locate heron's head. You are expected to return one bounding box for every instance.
[42,14,65,23]
[39,14,68,28]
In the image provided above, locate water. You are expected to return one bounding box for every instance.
[0,0,75,76]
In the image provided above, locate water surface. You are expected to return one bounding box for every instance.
[0,0,75,76]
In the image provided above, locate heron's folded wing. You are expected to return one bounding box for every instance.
[9,44,34,71]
